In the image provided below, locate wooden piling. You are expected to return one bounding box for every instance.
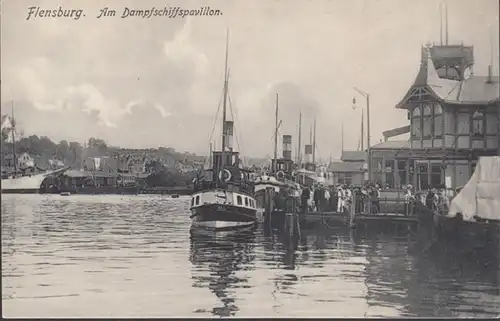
[285,212,297,236]
[349,192,357,228]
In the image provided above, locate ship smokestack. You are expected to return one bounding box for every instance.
[282,135,292,160]
[224,121,234,151]
[304,144,312,164]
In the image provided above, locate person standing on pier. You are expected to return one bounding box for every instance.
[323,186,331,211]
[425,187,436,211]
[344,185,353,213]
[329,185,338,212]
[337,185,344,212]
[368,185,379,214]
[404,184,415,215]
[313,185,321,212]
[361,185,369,213]
[301,185,311,215]
[373,184,381,213]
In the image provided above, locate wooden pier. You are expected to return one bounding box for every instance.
[270,210,419,228]
[259,186,425,237]
[264,194,422,236]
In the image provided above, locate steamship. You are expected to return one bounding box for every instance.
[189,31,257,232]
[253,99,303,223]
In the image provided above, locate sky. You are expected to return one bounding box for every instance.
[1,0,499,161]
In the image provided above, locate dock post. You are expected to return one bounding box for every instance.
[285,213,297,236]
[264,187,272,226]
[349,193,357,228]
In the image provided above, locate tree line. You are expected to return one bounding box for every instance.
[1,130,202,187]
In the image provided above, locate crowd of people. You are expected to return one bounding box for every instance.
[424,184,459,215]
[274,182,389,215]
[264,178,461,217]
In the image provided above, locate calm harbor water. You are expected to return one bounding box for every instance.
[2,194,499,318]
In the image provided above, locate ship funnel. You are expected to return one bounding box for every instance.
[304,144,313,164]
[224,121,234,151]
[282,135,292,160]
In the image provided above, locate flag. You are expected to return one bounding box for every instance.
[1,115,13,130]
[94,157,101,170]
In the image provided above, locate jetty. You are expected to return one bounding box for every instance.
[262,191,423,237]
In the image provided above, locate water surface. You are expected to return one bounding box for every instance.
[2,194,499,317]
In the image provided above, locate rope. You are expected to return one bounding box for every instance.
[227,92,244,160]
[205,87,225,165]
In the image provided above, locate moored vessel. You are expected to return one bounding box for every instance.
[189,30,257,233]
[431,156,500,250]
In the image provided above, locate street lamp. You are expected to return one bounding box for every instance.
[353,87,372,183]
[352,97,364,151]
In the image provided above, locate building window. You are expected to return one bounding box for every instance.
[397,160,407,188]
[372,157,383,171]
[457,113,471,134]
[472,110,484,136]
[433,104,443,137]
[422,104,432,138]
[486,114,498,135]
[237,195,242,205]
[416,162,429,191]
[384,160,395,188]
[430,163,443,188]
[337,172,352,185]
[244,197,248,206]
[408,87,433,101]
[412,106,422,138]
[345,172,353,185]
[195,196,200,205]
[191,197,195,206]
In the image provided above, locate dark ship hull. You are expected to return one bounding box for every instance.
[190,189,258,232]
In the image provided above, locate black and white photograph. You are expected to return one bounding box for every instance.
[1,0,499,318]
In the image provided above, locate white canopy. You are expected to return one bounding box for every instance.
[448,156,500,222]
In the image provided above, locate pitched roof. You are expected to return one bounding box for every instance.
[371,140,410,150]
[341,151,367,162]
[328,161,365,173]
[396,46,500,109]
[63,170,115,178]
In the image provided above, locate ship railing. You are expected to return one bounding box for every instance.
[351,195,418,216]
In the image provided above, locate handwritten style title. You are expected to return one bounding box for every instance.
[26,6,223,20]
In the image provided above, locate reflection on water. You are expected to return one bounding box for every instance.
[189,232,256,317]
[2,194,499,318]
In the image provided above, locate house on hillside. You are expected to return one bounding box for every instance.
[3,152,36,172]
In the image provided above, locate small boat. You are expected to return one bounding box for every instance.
[1,102,69,194]
[60,192,71,196]
[171,194,179,198]
[189,31,257,233]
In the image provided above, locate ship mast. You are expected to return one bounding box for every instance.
[297,111,302,167]
[341,122,344,152]
[312,117,316,165]
[221,29,229,167]
[11,101,16,176]
[273,93,279,172]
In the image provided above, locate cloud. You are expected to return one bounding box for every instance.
[1,0,498,158]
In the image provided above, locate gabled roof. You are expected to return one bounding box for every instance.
[371,140,410,150]
[341,150,367,162]
[328,161,365,173]
[396,46,500,109]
